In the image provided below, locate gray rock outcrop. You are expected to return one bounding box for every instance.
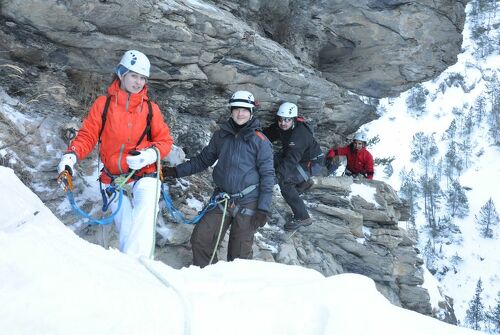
[0,0,467,143]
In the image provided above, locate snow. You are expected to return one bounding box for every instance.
[349,183,378,206]
[0,166,485,334]
[364,1,500,328]
[422,266,444,312]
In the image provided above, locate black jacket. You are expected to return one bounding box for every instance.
[263,120,323,182]
[176,117,275,212]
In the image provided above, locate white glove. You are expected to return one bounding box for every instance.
[126,148,157,170]
[57,153,77,176]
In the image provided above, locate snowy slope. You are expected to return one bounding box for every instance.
[364,1,500,330]
[0,166,487,335]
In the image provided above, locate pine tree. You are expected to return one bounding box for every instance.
[444,119,457,141]
[406,84,428,117]
[463,109,475,136]
[446,180,469,218]
[486,291,500,333]
[459,134,473,169]
[465,278,485,331]
[410,132,439,175]
[444,141,463,182]
[469,0,498,58]
[486,74,500,145]
[423,239,437,274]
[399,168,419,237]
[473,96,487,124]
[475,198,500,238]
[420,174,442,233]
[490,101,500,145]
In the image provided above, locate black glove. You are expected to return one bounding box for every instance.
[162,166,178,178]
[254,210,269,228]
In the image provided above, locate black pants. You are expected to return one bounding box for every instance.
[277,158,324,220]
[278,164,311,220]
[190,201,258,268]
[279,180,310,220]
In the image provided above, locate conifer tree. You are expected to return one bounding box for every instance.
[486,74,500,144]
[475,198,499,238]
[459,135,473,169]
[465,278,485,331]
[410,132,438,176]
[420,174,442,233]
[444,141,463,182]
[406,84,428,117]
[444,119,457,141]
[446,180,469,218]
[463,110,475,136]
[473,96,487,124]
[450,252,463,274]
[486,291,500,333]
[423,239,437,274]
[399,168,419,237]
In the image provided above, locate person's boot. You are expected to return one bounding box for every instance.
[284,217,312,231]
[296,179,314,194]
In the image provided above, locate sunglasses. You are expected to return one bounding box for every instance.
[278,117,293,123]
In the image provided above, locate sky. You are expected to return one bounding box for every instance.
[0,166,486,335]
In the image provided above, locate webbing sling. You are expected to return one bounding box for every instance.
[98,96,153,145]
[228,184,258,198]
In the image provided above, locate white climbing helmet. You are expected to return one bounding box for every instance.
[277,102,298,118]
[353,132,368,143]
[229,90,256,112]
[118,50,150,77]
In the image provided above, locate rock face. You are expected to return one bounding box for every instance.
[0,0,466,143]
[0,0,466,322]
[219,0,468,97]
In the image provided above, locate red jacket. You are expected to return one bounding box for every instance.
[67,80,173,183]
[327,144,374,179]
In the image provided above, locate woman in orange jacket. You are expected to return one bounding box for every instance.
[57,50,173,258]
[325,132,374,179]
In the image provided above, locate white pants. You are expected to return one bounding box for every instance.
[109,177,160,259]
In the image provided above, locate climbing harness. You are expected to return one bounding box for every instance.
[161,182,262,265]
[161,186,230,265]
[57,168,136,225]
[161,183,257,225]
[161,186,224,225]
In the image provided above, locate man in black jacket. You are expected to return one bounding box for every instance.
[164,90,275,267]
[263,102,323,231]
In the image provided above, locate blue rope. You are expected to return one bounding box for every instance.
[161,183,220,225]
[66,187,123,225]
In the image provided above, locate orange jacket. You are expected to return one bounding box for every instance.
[67,80,173,183]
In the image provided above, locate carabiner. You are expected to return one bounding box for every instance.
[57,170,73,192]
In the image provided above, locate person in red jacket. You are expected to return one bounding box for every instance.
[325,132,374,179]
[57,50,173,258]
